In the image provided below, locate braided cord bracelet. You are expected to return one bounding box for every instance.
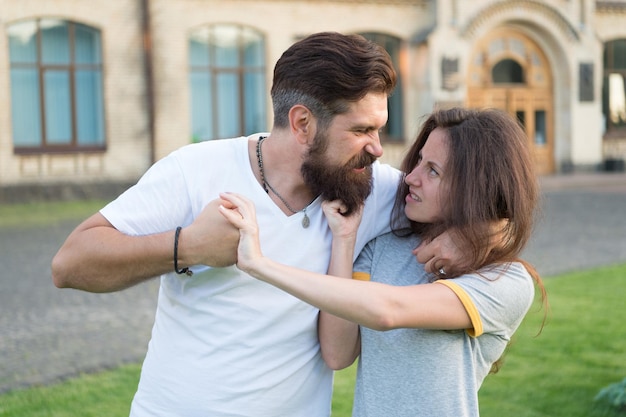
[174,226,193,276]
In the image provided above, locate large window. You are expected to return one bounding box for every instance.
[360,32,405,143]
[8,19,105,153]
[602,39,626,136]
[492,58,524,84]
[189,24,266,141]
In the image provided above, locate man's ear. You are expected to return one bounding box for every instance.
[288,105,316,145]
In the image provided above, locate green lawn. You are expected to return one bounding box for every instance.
[0,200,106,228]
[477,263,626,417]
[1,199,624,416]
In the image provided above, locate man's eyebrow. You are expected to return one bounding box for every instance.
[351,123,386,132]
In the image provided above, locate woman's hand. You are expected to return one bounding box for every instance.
[322,200,363,242]
[217,192,263,274]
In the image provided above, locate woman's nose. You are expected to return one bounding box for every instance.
[405,167,420,186]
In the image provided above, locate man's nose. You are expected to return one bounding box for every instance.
[365,132,383,158]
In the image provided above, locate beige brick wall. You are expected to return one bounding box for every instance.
[0,0,625,190]
[0,0,149,185]
[148,0,428,162]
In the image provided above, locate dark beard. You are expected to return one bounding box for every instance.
[301,143,375,216]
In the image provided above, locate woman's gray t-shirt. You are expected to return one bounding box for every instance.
[352,232,535,417]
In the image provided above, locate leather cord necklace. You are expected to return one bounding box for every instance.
[256,136,314,228]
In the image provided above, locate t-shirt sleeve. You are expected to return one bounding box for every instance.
[100,149,193,236]
[355,163,402,256]
[435,263,535,338]
[353,238,377,280]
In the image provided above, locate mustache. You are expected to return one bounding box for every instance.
[349,152,377,169]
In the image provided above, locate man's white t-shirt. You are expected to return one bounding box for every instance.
[100,134,401,417]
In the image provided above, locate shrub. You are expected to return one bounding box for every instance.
[593,377,626,416]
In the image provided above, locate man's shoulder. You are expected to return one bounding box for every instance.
[371,162,402,193]
[167,137,248,169]
[176,136,247,154]
[372,161,401,177]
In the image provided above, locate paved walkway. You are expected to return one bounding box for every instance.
[539,171,626,192]
[528,172,626,276]
[0,172,625,393]
[0,221,159,393]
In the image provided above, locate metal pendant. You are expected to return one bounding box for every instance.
[302,212,310,228]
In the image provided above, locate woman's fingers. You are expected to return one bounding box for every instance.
[218,192,255,228]
[322,199,348,216]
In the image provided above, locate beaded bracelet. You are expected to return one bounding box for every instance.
[174,226,193,276]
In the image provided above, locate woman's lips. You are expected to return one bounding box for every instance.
[406,192,421,203]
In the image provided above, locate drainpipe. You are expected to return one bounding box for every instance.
[141,0,156,164]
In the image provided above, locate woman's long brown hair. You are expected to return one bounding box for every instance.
[391,108,548,370]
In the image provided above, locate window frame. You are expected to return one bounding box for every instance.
[9,18,106,154]
[359,32,405,144]
[188,24,267,142]
[492,58,525,84]
[602,39,626,138]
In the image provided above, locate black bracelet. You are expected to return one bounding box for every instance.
[174,226,193,276]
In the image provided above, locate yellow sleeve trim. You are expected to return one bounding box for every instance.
[435,280,483,337]
[352,271,371,281]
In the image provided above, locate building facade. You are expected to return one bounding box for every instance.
[1,0,625,198]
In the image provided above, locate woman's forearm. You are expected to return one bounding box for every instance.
[246,256,394,330]
[246,256,473,332]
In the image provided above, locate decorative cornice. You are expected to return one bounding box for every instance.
[238,0,426,4]
[461,0,580,42]
[596,1,626,13]
[411,24,436,44]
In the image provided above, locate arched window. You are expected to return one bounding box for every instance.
[8,19,105,152]
[359,32,405,143]
[189,24,266,141]
[492,59,524,84]
[602,39,626,135]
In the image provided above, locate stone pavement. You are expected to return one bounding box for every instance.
[0,221,159,393]
[539,171,626,192]
[0,171,625,393]
[528,172,626,276]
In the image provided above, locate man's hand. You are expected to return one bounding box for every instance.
[412,230,467,278]
[182,198,240,267]
[413,220,508,277]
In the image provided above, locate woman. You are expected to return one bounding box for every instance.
[219,107,547,417]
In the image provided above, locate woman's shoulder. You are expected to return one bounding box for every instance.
[461,262,536,307]
[371,230,420,248]
[362,232,422,267]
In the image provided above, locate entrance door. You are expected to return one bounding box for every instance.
[467,28,554,174]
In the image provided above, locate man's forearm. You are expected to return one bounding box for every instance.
[51,216,175,293]
[52,200,240,293]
